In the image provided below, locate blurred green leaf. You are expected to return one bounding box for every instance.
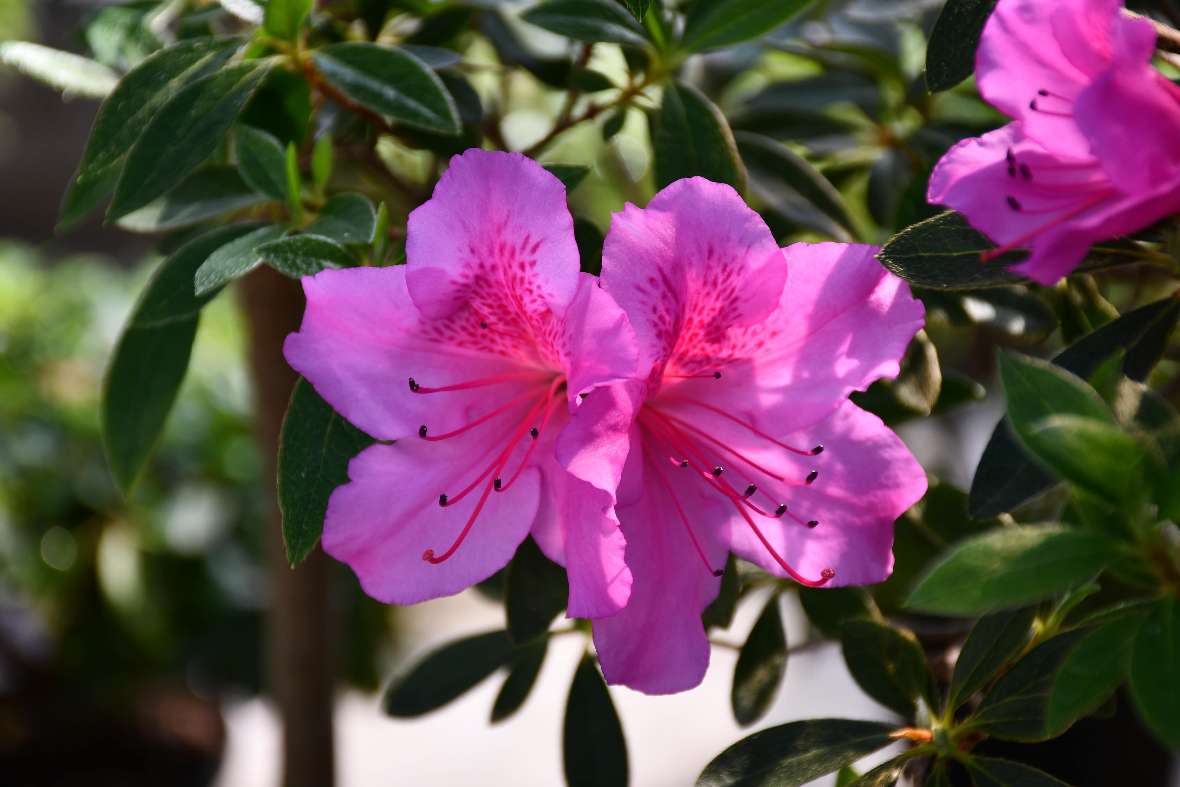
[116,166,266,232]
[236,125,289,202]
[0,41,118,98]
[109,61,272,220]
[947,607,1036,710]
[651,81,746,192]
[565,655,628,787]
[284,142,303,224]
[313,43,460,135]
[506,537,568,644]
[258,234,355,277]
[523,0,649,46]
[681,0,811,53]
[60,38,238,229]
[1129,598,1180,749]
[906,526,1113,615]
[103,225,253,494]
[925,0,998,92]
[703,553,740,629]
[194,223,285,295]
[841,620,932,718]
[737,131,854,240]
[383,630,517,717]
[732,595,787,726]
[1020,415,1150,502]
[798,586,878,638]
[968,757,1071,787]
[971,630,1088,741]
[1000,352,1112,434]
[622,0,650,23]
[1046,612,1146,736]
[312,133,334,193]
[491,639,548,723]
[696,719,897,787]
[306,193,378,246]
[263,0,312,40]
[575,217,605,276]
[277,379,375,566]
[543,164,592,191]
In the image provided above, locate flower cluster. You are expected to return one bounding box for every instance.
[929,0,1180,285]
[285,149,927,693]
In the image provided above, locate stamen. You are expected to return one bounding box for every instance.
[728,498,834,588]
[642,442,724,578]
[1006,196,1023,212]
[529,427,539,439]
[480,320,489,329]
[711,466,724,477]
[664,371,724,380]
[493,478,502,491]
[980,191,1117,262]
[439,494,448,507]
[660,396,824,457]
[409,371,544,395]
[409,377,420,392]
[419,389,538,442]
[744,484,757,498]
[806,470,818,485]
[775,503,787,516]
[495,377,564,494]
[423,479,498,564]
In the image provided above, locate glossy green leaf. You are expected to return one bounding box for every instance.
[1000,352,1113,435]
[622,0,650,22]
[925,0,998,92]
[306,193,378,245]
[1020,415,1150,502]
[1129,598,1180,749]
[116,166,266,233]
[948,607,1036,710]
[236,124,289,201]
[845,760,905,787]
[543,164,591,191]
[574,217,605,276]
[383,630,518,717]
[263,0,312,40]
[0,41,118,98]
[651,81,746,192]
[681,0,811,53]
[732,595,787,726]
[877,212,1028,291]
[109,60,273,220]
[696,719,897,787]
[277,378,375,566]
[313,43,460,135]
[737,131,854,239]
[1046,612,1145,736]
[971,630,1089,741]
[491,639,548,723]
[522,0,649,46]
[103,225,253,494]
[194,223,285,296]
[798,586,878,638]
[60,38,238,229]
[906,526,1113,615]
[968,757,1071,787]
[703,553,740,629]
[841,620,932,718]
[564,655,628,787]
[505,537,568,645]
[257,234,355,277]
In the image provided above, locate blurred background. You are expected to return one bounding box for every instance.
[1,1,1178,785]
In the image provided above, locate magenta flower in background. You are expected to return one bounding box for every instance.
[928,0,1180,285]
[570,178,928,694]
[284,150,639,617]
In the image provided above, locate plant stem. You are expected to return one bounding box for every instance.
[522,72,659,158]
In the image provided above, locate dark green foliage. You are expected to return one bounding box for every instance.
[731,595,787,726]
[564,655,628,787]
[925,0,998,92]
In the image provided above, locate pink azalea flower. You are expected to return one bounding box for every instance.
[284,150,639,617]
[928,0,1180,285]
[572,178,928,694]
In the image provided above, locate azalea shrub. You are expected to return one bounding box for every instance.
[5,0,1180,785]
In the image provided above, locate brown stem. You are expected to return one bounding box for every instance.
[239,268,335,787]
[522,74,657,158]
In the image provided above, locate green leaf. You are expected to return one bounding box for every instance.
[845,760,905,787]
[1020,415,1150,502]
[696,719,898,787]
[737,131,854,240]
[306,193,378,245]
[603,107,628,140]
[491,639,548,723]
[194,223,285,295]
[257,234,356,277]
[906,526,1113,615]
[505,537,568,644]
[877,212,1028,291]
[840,620,932,718]
[852,330,942,422]
[277,378,375,566]
[622,0,650,23]
[564,655,628,787]
[236,124,289,201]
[651,81,746,192]
[543,164,591,191]
[732,595,787,726]
[681,0,811,53]
[284,142,303,224]
[968,757,1071,787]
[313,43,460,135]
[383,630,518,717]
[312,133,334,193]
[798,586,878,638]
[109,60,273,220]
[970,297,1180,517]
[971,629,1089,741]
[948,607,1036,710]
[522,0,649,47]
[60,38,238,229]
[925,0,998,92]
[575,217,605,275]
[1129,598,1180,749]
[263,0,312,40]
[1046,613,1145,736]
[115,166,267,233]
[703,553,740,629]
[103,225,253,494]
[1000,352,1113,435]
[0,41,119,98]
